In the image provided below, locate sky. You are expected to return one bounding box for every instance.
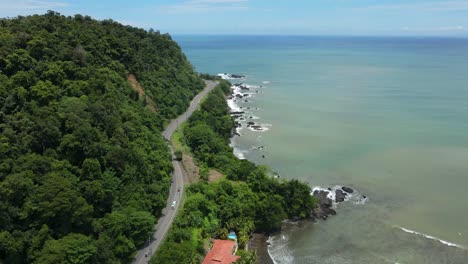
[0,0,468,36]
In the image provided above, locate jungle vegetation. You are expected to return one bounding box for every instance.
[0,12,204,263]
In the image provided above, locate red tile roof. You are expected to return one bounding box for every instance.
[202,240,240,264]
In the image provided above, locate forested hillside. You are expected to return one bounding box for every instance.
[0,12,203,263]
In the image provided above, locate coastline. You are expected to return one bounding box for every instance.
[248,234,274,264]
[220,73,276,263]
[221,73,368,263]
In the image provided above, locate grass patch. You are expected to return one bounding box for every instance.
[171,122,190,153]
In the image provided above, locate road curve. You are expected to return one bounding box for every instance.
[132,80,218,264]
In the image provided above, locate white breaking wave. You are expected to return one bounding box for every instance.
[395,226,466,249]
[227,98,242,112]
[262,80,271,84]
[267,234,295,264]
[232,147,246,159]
[217,73,246,80]
[245,84,261,89]
[246,123,271,132]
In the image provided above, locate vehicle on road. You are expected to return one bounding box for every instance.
[171,200,176,209]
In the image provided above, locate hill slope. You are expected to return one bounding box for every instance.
[0,11,203,263]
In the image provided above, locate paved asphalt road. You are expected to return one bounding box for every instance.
[132,80,218,264]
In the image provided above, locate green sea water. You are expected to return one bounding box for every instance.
[176,35,468,263]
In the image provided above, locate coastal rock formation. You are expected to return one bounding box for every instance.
[218,73,246,79]
[342,186,354,193]
[231,74,246,78]
[311,186,364,221]
[335,189,347,203]
[311,190,336,220]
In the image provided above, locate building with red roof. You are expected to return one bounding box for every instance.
[202,239,240,264]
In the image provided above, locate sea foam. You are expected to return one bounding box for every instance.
[395,226,466,249]
[267,234,295,264]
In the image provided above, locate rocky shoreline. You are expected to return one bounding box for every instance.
[311,185,367,221]
[226,82,269,135]
[221,73,369,263]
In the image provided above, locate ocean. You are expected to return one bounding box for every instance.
[175,35,468,264]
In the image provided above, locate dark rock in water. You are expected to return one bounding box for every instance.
[262,155,265,158]
[335,189,346,203]
[247,121,255,126]
[230,111,245,115]
[342,186,354,193]
[231,74,246,79]
[235,132,241,136]
[247,107,251,110]
[234,83,242,86]
[251,125,263,130]
[311,186,362,222]
[312,190,336,221]
[313,190,332,207]
[236,94,242,98]
[244,100,248,102]
[240,86,250,90]
[323,207,337,216]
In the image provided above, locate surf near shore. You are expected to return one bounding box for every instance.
[219,73,375,262]
[219,73,272,161]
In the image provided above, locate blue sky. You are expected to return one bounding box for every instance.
[0,0,467,36]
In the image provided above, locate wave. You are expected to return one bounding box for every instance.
[395,226,466,249]
[232,147,247,159]
[217,73,246,80]
[227,97,242,112]
[267,234,295,264]
[227,81,272,133]
[246,123,271,132]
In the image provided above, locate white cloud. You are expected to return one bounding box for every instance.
[0,0,67,11]
[402,25,466,31]
[354,1,468,12]
[156,0,248,14]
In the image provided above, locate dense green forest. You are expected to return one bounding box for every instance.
[0,12,204,263]
[153,82,316,264]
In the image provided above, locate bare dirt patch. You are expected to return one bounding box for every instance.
[181,153,199,184]
[127,74,157,113]
[208,169,224,182]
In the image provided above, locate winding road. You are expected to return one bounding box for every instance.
[132,80,218,264]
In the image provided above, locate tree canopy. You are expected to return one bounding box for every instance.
[0,12,203,263]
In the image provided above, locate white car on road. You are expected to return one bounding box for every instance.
[171,200,176,209]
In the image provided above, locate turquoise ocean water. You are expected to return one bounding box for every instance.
[175,35,468,264]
